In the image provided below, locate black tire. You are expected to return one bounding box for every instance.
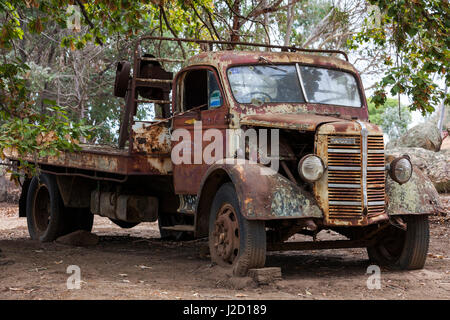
[158,212,193,241]
[367,215,429,270]
[209,183,266,276]
[109,218,140,229]
[26,174,69,242]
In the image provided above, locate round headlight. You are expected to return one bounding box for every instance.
[389,155,412,184]
[298,154,325,183]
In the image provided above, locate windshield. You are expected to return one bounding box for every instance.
[227,64,361,107]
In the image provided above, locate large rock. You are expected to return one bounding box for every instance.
[387,122,442,151]
[386,147,450,193]
[56,230,99,247]
[441,135,450,150]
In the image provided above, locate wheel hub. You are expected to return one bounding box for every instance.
[212,204,240,265]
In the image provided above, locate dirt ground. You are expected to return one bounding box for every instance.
[0,196,449,300]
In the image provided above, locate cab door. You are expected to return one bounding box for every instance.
[172,67,229,194]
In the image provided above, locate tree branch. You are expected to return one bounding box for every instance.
[160,5,186,59]
[75,0,104,46]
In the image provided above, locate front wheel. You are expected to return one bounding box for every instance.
[367,215,429,270]
[209,183,266,276]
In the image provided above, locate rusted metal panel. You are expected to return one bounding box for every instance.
[386,166,441,215]
[198,160,323,220]
[171,65,230,195]
[90,190,158,222]
[4,145,172,176]
[173,164,208,194]
[131,122,171,154]
[56,176,95,208]
[187,51,353,73]
[240,113,341,131]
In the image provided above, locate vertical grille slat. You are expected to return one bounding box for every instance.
[326,134,385,222]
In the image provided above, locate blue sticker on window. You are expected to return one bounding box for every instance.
[209,90,222,107]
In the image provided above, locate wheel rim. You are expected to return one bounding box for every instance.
[211,204,240,265]
[33,184,51,236]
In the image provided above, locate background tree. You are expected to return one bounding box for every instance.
[368,97,411,140]
[351,0,449,114]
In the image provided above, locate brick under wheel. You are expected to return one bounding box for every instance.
[209,182,266,276]
[26,174,70,242]
[367,215,429,270]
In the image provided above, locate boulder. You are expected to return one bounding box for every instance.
[441,135,450,150]
[387,122,442,151]
[56,230,99,247]
[386,147,450,193]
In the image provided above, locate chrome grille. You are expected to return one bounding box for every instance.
[367,135,385,217]
[327,134,385,221]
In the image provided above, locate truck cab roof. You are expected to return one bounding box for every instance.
[186,50,357,74]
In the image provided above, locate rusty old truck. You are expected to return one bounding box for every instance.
[5,36,440,276]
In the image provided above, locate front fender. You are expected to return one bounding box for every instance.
[386,167,441,215]
[199,159,323,220]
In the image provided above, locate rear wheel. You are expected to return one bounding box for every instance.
[209,183,266,276]
[367,215,429,270]
[26,174,68,242]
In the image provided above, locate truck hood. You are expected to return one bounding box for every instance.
[239,113,383,135]
[239,113,343,131]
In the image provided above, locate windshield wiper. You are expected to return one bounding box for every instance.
[258,57,287,73]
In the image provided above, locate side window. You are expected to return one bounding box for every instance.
[207,71,223,109]
[182,70,207,111]
[179,69,223,112]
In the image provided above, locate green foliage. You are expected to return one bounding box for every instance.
[0,105,92,175]
[368,97,411,140]
[351,0,449,115]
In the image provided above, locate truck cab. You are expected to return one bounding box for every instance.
[10,37,440,276]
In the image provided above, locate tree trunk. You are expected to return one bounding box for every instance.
[284,0,295,46]
[230,0,241,44]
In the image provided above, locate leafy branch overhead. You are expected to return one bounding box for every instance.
[351,0,449,114]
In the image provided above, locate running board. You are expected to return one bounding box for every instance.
[160,225,195,232]
[267,239,374,251]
